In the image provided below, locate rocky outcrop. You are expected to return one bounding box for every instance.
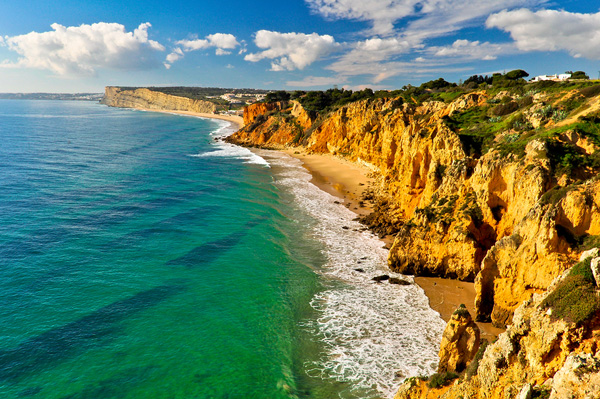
[101,87,217,114]
[438,305,481,373]
[395,257,600,399]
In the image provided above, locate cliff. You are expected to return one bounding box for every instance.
[101,86,217,114]
[229,88,600,328]
[394,253,600,399]
[226,83,600,397]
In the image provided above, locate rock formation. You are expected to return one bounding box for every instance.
[395,255,600,398]
[101,87,217,114]
[225,86,600,398]
[438,305,481,374]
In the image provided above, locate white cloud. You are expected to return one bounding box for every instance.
[245,30,338,71]
[306,0,546,37]
[429,39,516,60]
[487,9,600,59]
[2,22,165,75]
[176,33,239,53]
[286,75,348,87]
[165,33,239,67]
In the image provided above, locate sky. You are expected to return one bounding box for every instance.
[1,0,600,92]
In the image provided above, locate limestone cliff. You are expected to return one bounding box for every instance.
[101,86,217,114]
[395,254,600,399]
[228,89,600,329]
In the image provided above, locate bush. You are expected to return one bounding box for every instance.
[427,371,459,388]
[579,85,600,98]
[492,101,519,116]
[540,259,600,325]
[465,339,489,379]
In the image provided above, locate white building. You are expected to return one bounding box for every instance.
[531,73,571,82]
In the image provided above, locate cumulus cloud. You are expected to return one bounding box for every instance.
[487,9,600,59]
[164,33,239,68]
[177,33,239,52]
[1,22,165,75]
[245,30,338,71]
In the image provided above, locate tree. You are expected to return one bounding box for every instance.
[265,91,291,103]
[570,71,589,80]
[505,69,529,80]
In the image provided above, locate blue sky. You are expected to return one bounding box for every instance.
[1,0,600,92]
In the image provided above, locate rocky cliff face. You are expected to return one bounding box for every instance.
[395,254,600,399]
[101,86,217,114]
[229,93,600,328]
[228,91,600,397]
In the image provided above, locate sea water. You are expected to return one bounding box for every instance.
[0,100,445,399]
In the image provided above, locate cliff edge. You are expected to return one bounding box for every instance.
[101,86,217,114]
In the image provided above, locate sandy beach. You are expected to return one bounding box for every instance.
[134,108,244,129]
[283,148,503,341]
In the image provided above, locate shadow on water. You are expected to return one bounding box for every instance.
[166,216,268,268]
[0,285,185,383]
[0,216,267,385]
[56,365,160,399]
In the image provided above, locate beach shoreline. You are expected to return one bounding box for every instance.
[116,104,502,340]
[280,148,503,342]
[128,107,244,129]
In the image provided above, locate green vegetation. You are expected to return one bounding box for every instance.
[427,371,459,388]
[453,304,470,318]
[540,258,600,325]
[465,339,489,380]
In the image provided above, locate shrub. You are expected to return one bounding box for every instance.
[579,85,600,98]
[466,339,489,379]
[492,101,519,116]
[427,371,459,388]
[540,259,600,324]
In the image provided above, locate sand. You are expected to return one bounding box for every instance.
[283,149,503,341]
[134,108,244,128]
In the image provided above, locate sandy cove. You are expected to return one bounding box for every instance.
[282,148,504,342]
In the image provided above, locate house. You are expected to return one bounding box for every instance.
[531,73,571,82]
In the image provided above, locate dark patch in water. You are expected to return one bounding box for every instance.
[0,285,185,382]
[166,216,267,268]
[17,386,42,397]
[58,365,159,399]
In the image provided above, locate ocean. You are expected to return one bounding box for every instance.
[0,99,445,399]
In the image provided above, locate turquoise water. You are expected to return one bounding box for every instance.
[0,100,445,399]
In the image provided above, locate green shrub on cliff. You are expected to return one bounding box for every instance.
[540,258,600,325]
[427,371,459,388]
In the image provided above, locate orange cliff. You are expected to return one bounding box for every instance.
[228,92,600,398]
[228,94,600,328]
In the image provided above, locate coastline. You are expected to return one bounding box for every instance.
[281,148,503,342]
[126,107,244,129]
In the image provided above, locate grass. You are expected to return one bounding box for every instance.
[540,258,600,325]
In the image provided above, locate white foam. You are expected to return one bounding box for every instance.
[191,118,270,167]
[259,150,445,398]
